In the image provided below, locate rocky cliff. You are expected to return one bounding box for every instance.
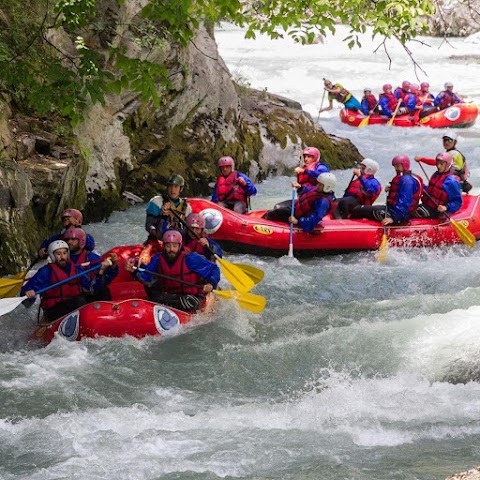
[0,1,362,275]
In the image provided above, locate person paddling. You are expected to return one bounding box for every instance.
[415,152,463,218]
[211,156,257,214]
[21,241,88,323]
[145,174,192,241]
[319,79,362,113]
[63,228,119,301]
[351,155,423,224]
[37,208,95,259]
[125,230,220,312]
[183,213,223,262]
[288,173,337,233]
[414,132,472,193]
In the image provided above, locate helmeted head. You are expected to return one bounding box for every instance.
[324,79,333,88]
[436,152,453,170]
[186,213,205,229]
[47,240,69,263]
[360,158,379,175]
[162,229,183,260]
[409,84,419,93]
[364,87,372,93]
[162,229,183,246]
[61,208,83,225]
[303,147,320,164]
[63,228,87,249]
[444,81,454,89]
[316,172,336,193]
[218,156,235,169]
[420,82,430,91]
[392,155,411,171]
[167,174,185,187]
[442,132,458,144]
[401,80,410,90]
[383,84,392,93]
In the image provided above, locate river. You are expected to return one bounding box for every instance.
[1,23,480,480]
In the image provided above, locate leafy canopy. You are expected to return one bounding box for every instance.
[0,0,436,125]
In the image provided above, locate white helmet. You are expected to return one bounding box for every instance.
[361,158,379,175]
[317,172,336,193]
[444,81,454,88]
[47,240,69,262]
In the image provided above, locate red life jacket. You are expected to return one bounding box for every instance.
[294,189,336,218]
[394,87,409,101]
[184,237,207,256]
[40,261,83,310]
[380,93,398,112]
[422,171,453,209]
[364,94,377,111]
[297,162,319,187]
[345,176,380,206]
[216,171,247,202]
[157,251,203,295]
[387,173,423,213]
[437,90,458,110]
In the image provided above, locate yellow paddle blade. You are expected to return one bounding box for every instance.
[216,256,255,293]
[232,263,265,285]
[214,289,266,313]
[451,219,476,248]
[0,272,26,298]
[358,115,370,127]
[377,233,388,263]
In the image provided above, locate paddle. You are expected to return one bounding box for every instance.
[135,267,266,313]
[230,263,264,285]
[315,89,326,123]
[0,258,39,299]
[377,225,389,263]
[287,187,296,258]
[418,163,475,248]
[169,209,255,293]
[0,264,102,317]
[358,101,379,127]
[387,99,403,126]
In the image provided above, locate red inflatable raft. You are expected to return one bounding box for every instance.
[188,196,480,257]
[31,244,215,344]
[340,103,478,128]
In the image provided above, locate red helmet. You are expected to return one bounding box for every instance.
[392,155,411,171]
[62,208,83,224]
[186,213,205,229]
[162,229,183,245]
[383,84,392,93]
[436,152,453,169]
[302,147,320,163]
[409,84,419,92]
[218,156,235,168]
[420,82,429,90]
[63,228,87,249]
[401,80,410,90]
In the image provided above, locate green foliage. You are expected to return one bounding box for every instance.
[0,0,436,126]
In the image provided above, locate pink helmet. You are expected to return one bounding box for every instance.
[436,152,453,169]
[186,213,205,229]
[392,155,411,171]
[410,84,419,92]
[383,84,392,93]
[62,208,83,224]
[218,156,235,168]
[401,80,410,90]
[420,82,429,90]
[63,228,87,249]
[302,147,320,163]
[162,229,183,245]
